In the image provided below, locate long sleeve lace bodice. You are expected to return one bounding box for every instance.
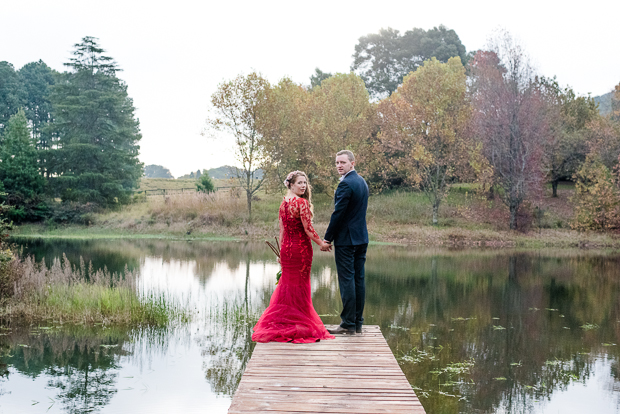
[252,196,334,344]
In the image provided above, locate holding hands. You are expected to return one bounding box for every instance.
[320,240,332,252]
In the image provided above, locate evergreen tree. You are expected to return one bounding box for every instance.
[309,68,332,89]
[49,37,142,205]
[352,25,467,99]
[18,60,55,149]
[196,171,215,193]
[0,110,45,221]
[0,61,25,134]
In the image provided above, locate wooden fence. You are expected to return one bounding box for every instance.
[132,186,236,199]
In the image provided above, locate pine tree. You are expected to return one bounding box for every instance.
[196,171,215,193]
[0,61,25,135]
[18,60,55,149]
[49,37,142,205]
[0,109,45,220]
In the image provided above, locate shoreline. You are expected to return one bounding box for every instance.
[10,223,620,249]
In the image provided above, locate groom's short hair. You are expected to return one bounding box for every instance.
[336,150,355,162]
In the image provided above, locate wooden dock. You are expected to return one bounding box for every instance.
[228,325,426,414]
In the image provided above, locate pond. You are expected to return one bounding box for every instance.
[1,239,619,414]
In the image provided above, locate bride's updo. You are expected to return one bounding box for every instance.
[284,170,314,217]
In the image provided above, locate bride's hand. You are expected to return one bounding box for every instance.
[320,240,332,252]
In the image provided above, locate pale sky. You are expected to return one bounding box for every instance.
[3,0,619,177]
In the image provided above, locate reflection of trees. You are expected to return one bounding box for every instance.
[16,238,142,274]
[15,239,279,285]
[10,240,620,413]
[199,260,256,396]
[1,325,129,414]
[310,250,620,414]
[0,339,8,398]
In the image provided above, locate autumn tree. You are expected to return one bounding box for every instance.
[259,73,375,194]
[309,73,376,190]
[537,77,598,197]
[470,33,547,230]
[571,155,620,230]
[351,25,468,99]
[611,83,620,122]
[206,72,269,221]
[584,115,620,171]
[258,77,313,192]
[375,57,473,225]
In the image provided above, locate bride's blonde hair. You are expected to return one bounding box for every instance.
[284,170,314,217]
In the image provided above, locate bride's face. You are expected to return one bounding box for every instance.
[290,176,307,196]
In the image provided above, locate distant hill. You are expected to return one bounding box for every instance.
[177,166,264,180]
[206,166,237,179]
[593,91,613,116]
[144,164,173,179]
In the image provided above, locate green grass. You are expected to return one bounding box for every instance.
[11,227,241,242]
[137,177,232,192]
[0,255,191,326]
[27,284,189,325]
[11,184,620,248]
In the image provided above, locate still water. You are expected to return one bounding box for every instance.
[1,239,620,414]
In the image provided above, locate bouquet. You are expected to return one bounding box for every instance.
[265,237,282,285]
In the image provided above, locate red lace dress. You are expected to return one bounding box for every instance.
[252,197,335,343]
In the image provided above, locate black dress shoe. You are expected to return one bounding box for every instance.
[356,326,362,334]
[327,326,356,335]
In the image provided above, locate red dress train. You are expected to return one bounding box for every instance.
[252,197,335,343]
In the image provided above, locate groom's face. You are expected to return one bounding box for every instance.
[335,155,355,176]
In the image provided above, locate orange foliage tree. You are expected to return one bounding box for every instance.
[258,73,375,194]
[571,155,620,230]
[374,57,475,225]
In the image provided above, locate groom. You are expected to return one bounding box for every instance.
[321,150,369,335]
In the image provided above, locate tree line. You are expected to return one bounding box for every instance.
[0,37,143,222]
[207,29,620,229]
[2,28,619,231]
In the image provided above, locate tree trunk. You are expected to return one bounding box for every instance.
[246,191,252,222]
[432,202,439,226]
[508,255,517,282]
[487,185,495,201]
[551,180,558,198]
[509,203,518,230]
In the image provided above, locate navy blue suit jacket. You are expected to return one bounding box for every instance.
[324,170,369,246]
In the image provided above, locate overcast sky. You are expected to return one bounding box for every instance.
[3,0,619,177]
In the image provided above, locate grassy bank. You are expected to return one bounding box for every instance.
[12,183,620,248]
[0,254,190,326]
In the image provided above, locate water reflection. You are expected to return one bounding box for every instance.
[2,239,620,413]
[0,325,128,413]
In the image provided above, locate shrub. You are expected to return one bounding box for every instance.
[571,157,620,230]
[0,249,18,301]
[0,207,15,301]
[47,202,99,225]
[196,172,215,193]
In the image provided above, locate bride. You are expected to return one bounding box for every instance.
[252,171,335,343]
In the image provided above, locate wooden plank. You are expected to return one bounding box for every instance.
[227,325,426,413]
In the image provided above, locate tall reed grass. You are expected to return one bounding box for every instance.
[149,191,246,224]
[1,254,190,326]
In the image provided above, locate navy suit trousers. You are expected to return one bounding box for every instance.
[334,244,368,330]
